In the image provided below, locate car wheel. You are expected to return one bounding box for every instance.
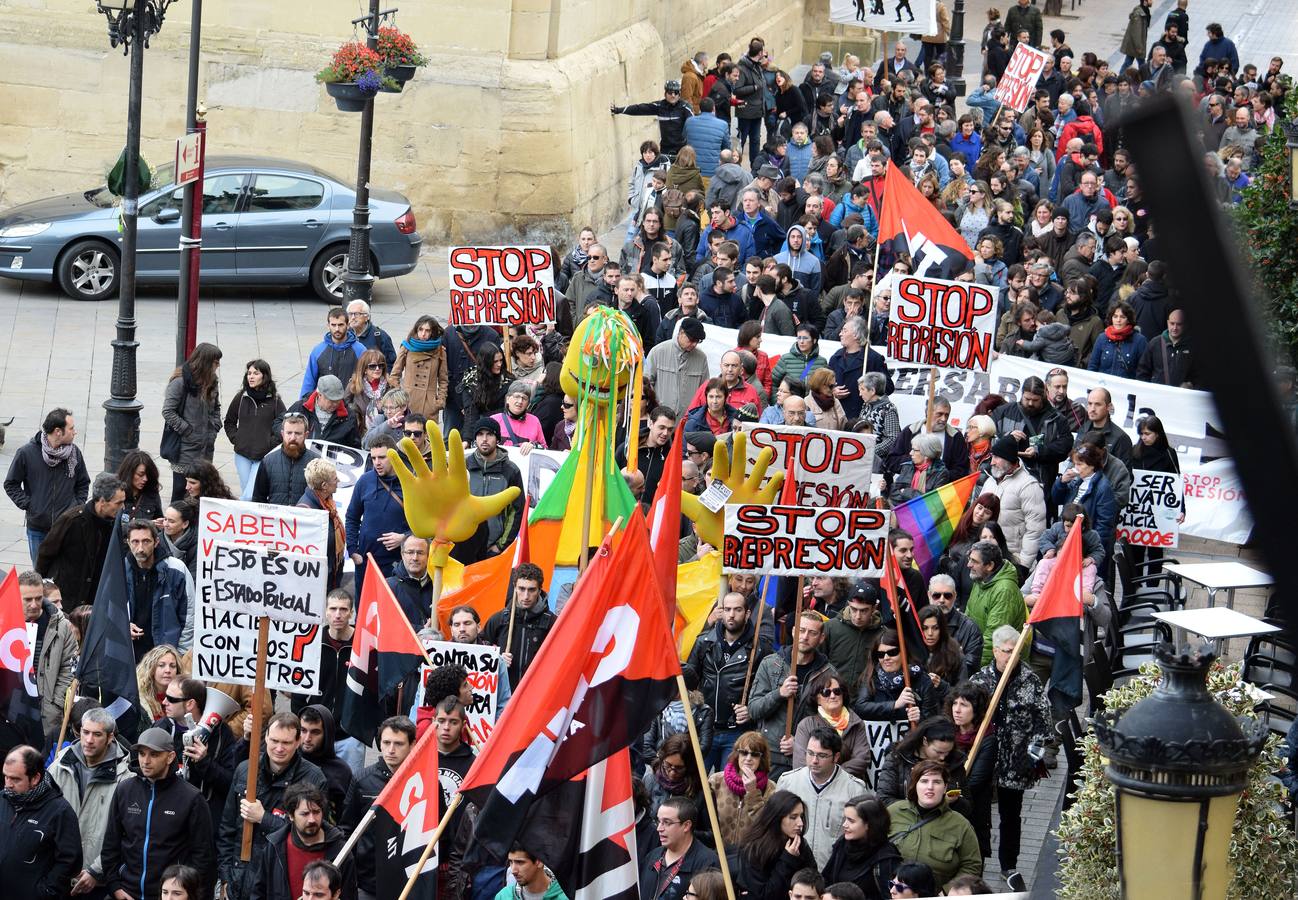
[311,244,375,302]
[58,239,119,301]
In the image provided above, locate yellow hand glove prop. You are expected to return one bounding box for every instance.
[387,422,520,568]
[681,430,784,548]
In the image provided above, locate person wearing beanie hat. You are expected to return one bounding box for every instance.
[491,381,548,452]
[978,434,1047,569]
[465,415,525,561]
[823,581,884,701]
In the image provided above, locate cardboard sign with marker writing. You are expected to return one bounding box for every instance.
[448,245,556,326]
[419,641,501,745]
[886,275,996,372]
[722,505,889,577]
[993,43,1053,112]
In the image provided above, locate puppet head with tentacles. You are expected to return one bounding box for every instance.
[560,306,643,408]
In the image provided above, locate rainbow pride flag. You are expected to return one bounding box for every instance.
[891,472,981,579]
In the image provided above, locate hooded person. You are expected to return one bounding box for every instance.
[298,705,353,823]
[774,223,824,296]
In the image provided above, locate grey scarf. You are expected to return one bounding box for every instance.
[40,432,77,478]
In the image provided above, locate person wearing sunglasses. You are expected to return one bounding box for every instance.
[791,671,872,781]
[887,861,940,898]
[851,629,938,727]
[886,762,982,890]
[925,575,983,676]
[776,721,869,869]
[707,731,775,846]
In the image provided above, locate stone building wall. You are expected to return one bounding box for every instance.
[0,1,848,244]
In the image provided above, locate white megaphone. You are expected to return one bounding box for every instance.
[191,687,240,745]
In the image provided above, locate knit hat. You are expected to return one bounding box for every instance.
[685,431,715,455]
[991,435,1021,463]
[474,417,501,439]
[316,374,345,402]
[850,582,881,605]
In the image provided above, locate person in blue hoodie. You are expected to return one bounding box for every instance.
[785,121,814,181]
[950,114,983,164]
[345,434,408,591]
[300,308,366,399]
[828,182,879,237]
[774,224,823,295]
[697,203,756,264]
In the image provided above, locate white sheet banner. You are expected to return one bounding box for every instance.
[829,0,940,37]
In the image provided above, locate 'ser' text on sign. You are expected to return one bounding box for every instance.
[722,505,889,577]
[448,246,556,326]
[886,276,996,372]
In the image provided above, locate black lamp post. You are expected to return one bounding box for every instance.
[1093,643,1266,899]
[96,0,174,472]
[946,0,968,97]
[1282,118,1298,208]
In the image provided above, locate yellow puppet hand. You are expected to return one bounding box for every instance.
[387,423,520,568]
[681,430,784,548]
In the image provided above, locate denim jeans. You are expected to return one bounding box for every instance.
[26,528,47,566]
[706,727,742,773]
[335,736,367,777]
[233,453,260,501]
[737,117,763,164]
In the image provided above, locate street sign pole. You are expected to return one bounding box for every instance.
[174,0,204,366]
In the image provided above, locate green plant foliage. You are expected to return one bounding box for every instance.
[1055,660,1298,899]
[1236,86,1298,364]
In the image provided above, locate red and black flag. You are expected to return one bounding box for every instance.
[341,553,428,745]
[372,727,440,900]
[0,568,43,748]
[878,159,975,279]
[646,420,684,627]
[1028,516,1086,709]
[882,543,927,660]
[460,515,680,866]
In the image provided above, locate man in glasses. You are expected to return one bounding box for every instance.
[397,412,433,467]
[610,79,694,159]
[927,574,983,674]
[561,242,609,334]
[345,299,396,368]
[775,724,866,868]
[640,795,717,900]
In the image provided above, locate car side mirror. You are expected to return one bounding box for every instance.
[155,207,181,224]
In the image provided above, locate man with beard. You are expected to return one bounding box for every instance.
[35,472,124,613]
[745,609,836,779]
[297,706,353,824]
[252,413,321,505]
[124,518,194,658]
[821,583,883,702]
[990,377,1073,492]
[1045,368,1088,432]
[249,782,356,900]
[977,437,1048,573]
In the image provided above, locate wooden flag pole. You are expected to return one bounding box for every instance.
[56,678,79,752]
[965,624,1033,771]
[332,807,376,866]
[398,793,464,900]
[785,576,805,736]
[240,615,271,861]
[884,546,912,692]
[677,674,738,900]
[739,586,767,707]
[924,365,938,433]
[504,591,520,657]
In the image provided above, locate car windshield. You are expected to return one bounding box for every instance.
[84,162,177,209]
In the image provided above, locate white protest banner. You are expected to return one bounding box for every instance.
[306,439,366,513]
[828,0,940,37]
[1117,469,1184,548]
[722,505,888,577]
[886,275,996,372]
[195,499,328,693]
[740,422,876,508]
[204,544,327,625]
[699,323,842,377]
[447,246,556,326]
[518,448,569,507]
[418,641,502,745]
[863,719,910,792]
[992,42,1053,112]
[888,357,1251,544]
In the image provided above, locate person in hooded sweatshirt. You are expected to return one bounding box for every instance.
[774,223,823,296]
[298,706,353,824]
[300,308,366,400]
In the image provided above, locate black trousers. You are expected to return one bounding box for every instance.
[998,786,1025,871]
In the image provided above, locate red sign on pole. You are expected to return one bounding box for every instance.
[176,131,204,186]
[993,43,1053,113]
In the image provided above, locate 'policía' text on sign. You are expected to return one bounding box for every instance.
[202,543,326,625]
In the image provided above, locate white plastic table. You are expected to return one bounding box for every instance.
[1152,607,1280,654]
[1163,561,1273,610]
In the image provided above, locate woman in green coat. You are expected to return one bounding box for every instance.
[770,323,828,390]
[887,759,983,890]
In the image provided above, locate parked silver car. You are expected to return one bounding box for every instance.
[0,155,422,301]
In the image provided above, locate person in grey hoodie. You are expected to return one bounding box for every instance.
[704,149,751,210]
[1015,309,1076,363]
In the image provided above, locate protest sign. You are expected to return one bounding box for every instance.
[195,499,328,694]
[1117,469,1184,548]
[518,448,569,507]
[740,423,876,508]
[306,439,366,513]
[888,357,1251,544]
[447,245,556,326]
[886,275,996,372]
[204,544,326,625]
[863,719,910,792]
[722,505,888,577]
[828,0,940,37]
[993,42,1053,112]
[419,641,502,745]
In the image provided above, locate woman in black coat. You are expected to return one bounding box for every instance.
[729,790,818,900]
[852,629,939,724]
[223,358,286,500]
[820,796,902,900]
[116,450,164,524]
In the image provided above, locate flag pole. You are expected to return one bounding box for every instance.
[240,615,271,860]
[965,623,1032,770]
[332,807,376,866]
[56,678,79,752]
[739,585,766,707]
[924,366,938,433]
[784,576,805,736]
[398,793,463,900]
[676,674,738,900]
[884,546,912,692]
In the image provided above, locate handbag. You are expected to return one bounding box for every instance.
[159,423,182,463]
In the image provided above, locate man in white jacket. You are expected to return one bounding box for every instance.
[776,724,870,868]
[979,436,1048,572]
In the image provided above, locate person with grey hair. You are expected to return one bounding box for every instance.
[889,432,951,505]
[829,313,891,422]
[346,298,397,368]
[887,397,970,479]
[51,706,131,896]
[856,371,900,469]
[1059,230,1098,284]
[36,472,125,613]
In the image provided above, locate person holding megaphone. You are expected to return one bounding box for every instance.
[164,677,240,831]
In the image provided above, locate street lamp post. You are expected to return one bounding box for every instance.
[96,0,174,472]
[341,0,386,305]
[947,0,968,97]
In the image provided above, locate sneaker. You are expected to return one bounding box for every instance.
[1006,870,1028,892]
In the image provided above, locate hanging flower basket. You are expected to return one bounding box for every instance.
[376,27,427,85]
[317,41,398,110]
[386,63,417,83]
[325,81,371,112]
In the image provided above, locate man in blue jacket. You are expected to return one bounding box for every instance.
[682,97,730,178]
[345,435,409,590]
[125,519,195,658]
[697,202,756,265]
[300,308,366,400]
[345,300,397,368]
[736,188,784,259]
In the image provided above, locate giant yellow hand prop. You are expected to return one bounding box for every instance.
[681,431,784,548]
[388,423,520,568]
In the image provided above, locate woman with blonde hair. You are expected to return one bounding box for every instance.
[136,644,184,722]
[298,457,345,590]
[708,730,776,845]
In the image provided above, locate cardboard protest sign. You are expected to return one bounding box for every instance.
[448,245,556,326]
[740,423,876,508]
[864,719,910,792]
[204,545,327,625]
[993,42,1053,112]
[419,641,502,745]
[518,448,569,507]
[1117,469,1184,548]
[722,505,889,577]
[195,499,328,693]
[886,275,996,372]
[828,0,940,37]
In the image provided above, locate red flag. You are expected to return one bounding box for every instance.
[883,543,926,653]
[778,447,798,505]
[461,515,679,864]
[1028,516,1086,708]
[646,421,684,623]
[1029,516,1086,624]
[373,727,440,900]
[878,159,974,278]
[341,554,428,744]
[0,568,42,747]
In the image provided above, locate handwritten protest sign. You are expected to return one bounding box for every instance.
[993,42,1053,112]
[740,423,876,508]
[886,275,996,372]
[195,499,327,693]
[448,246,556,326]
[1117,469,1184,548]
[419,641,501,745]
[864,719,910,792]
[722,505,888,577]
[204,545,326,625]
